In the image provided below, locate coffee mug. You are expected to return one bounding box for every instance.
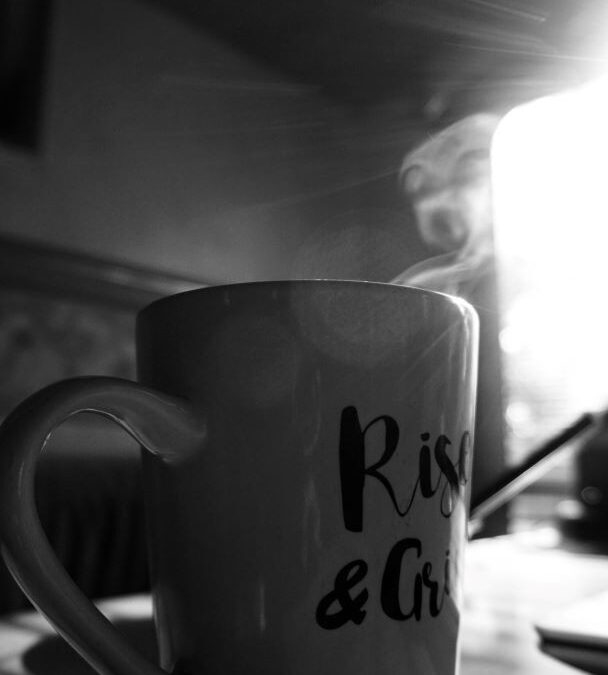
[0,280,478,675]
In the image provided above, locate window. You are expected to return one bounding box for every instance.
[492,78,608,517]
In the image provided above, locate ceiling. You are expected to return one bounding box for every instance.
[149,0,608,121]
[2,0,606,149]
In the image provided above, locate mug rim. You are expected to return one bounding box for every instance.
[138,279,477,321]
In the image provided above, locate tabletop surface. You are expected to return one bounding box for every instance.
[2,530,608,674]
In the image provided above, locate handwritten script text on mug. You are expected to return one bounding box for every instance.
[316,405,470,630]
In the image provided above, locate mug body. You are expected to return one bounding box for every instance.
[136,280,478,675]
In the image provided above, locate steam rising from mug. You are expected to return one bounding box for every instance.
[391,114,501,296]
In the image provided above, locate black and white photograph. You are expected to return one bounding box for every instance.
[1,1,608,674]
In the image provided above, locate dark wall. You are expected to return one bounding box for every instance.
[0,0,427,285]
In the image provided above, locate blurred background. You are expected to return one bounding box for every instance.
[2,0,608,613]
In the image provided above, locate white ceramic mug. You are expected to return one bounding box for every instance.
[0,280,478,675]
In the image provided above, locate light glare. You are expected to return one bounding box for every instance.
[493,77,608,457]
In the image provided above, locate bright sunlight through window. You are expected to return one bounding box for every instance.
[492,77,608,463]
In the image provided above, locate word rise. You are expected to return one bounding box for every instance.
[339,405,471,532]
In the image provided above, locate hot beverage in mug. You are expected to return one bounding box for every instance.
[0,280,478,675]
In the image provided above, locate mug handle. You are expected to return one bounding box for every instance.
[0,376,206,675]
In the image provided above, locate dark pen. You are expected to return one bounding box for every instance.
[469,412,598,535]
